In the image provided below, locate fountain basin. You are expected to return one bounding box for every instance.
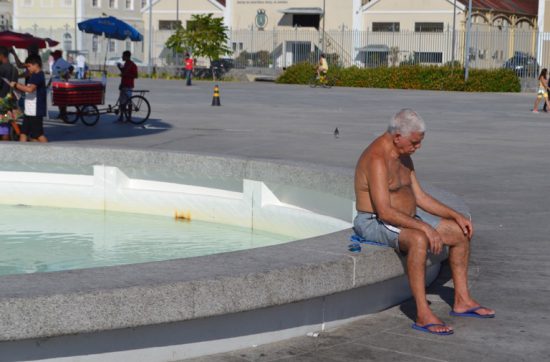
[0,144,468,361]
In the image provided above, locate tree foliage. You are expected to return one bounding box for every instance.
[165,14,231,63]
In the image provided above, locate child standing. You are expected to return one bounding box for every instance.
[10,54,48,142]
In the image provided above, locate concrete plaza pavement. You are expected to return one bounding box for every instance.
[43,80,549,361]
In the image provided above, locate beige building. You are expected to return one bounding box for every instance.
[357,0,538,67]
[12,0,144,66]
[0,0,11,31]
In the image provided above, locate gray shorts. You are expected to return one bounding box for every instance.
[353,208,441,251]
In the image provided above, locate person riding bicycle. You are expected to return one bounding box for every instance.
[316,53,329,79]
[116,50,138,123]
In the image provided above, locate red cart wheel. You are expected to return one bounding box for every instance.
[80,105,100,126]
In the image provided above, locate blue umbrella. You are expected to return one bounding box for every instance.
[78,16,143,41]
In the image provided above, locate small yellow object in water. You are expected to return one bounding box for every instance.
[174,210,191,221]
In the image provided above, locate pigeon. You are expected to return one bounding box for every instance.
[334,127,340,138]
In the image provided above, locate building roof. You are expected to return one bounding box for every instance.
[457,0,538,17]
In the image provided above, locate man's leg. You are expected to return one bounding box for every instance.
[399,228,453,333]
[436,219,494,316]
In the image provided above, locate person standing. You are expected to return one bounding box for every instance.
[533,69,550,113]
[0,46,18,98]
[76,53,86,80]
[0,46,18,140]
[116,50,138,123]
[184,53,193,86]
[50,50,72,120]
[10,55,48,143]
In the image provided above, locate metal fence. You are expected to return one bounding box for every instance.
[222,28,550,72]
[159,28,549,79]
[12,25,550,80]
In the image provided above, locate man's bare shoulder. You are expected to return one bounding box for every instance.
[357,135,388,165]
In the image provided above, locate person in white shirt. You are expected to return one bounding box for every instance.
[76,53,86,79]
[50,50,73,120]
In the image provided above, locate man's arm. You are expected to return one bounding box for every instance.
[410,171,473,239]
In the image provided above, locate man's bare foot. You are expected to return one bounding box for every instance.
[452,300,495,317]
[416,311,453,334]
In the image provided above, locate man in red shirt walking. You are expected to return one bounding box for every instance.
[116,50,138,123]
[184,53,193,86]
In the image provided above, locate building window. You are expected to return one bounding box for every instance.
[126,41,131,51]
[372,22,399,32]
[63,32,72,51]
[0,15,9,31]
[292,15,320,29]
[109,0,116,8]
[414,52,442,63]
[92,0,100,7]
[125,0,132,9]
[61,0,72,7]
[415,22,444,32]
[141,0,147,8]
[159,20,181,30]
[23,0,33,6]
[108,39,116,52]
[92,35,99,53]
[41,0,53,6]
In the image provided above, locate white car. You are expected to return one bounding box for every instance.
[104,57,146,67]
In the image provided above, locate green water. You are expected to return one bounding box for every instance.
[0,205,294,276]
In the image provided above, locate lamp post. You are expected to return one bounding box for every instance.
[451,0,456,64]
[464,0,472,81]
[321,0,326,53]
[148,0,153,76]
[74,0,78,52]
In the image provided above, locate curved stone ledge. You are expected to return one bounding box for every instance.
[0,144,467,349]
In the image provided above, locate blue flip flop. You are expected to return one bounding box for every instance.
[449,306,495,319]
[411,323,454,336]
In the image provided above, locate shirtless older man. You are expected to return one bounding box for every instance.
[354,109,494,335]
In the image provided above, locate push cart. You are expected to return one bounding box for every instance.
[52,80,151,126]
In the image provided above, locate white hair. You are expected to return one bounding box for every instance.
[387,109,426,136]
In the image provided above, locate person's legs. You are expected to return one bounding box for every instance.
[436,219,494,316]
[186,69,192,86]
[399,229,453,334]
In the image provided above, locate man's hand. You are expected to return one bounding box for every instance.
[424,226,444,254]
[9,81,16,88]
[454,213,474,240]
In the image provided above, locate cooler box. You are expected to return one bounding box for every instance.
[52,80,104,106]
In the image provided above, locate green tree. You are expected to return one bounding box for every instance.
[165,14,231,80]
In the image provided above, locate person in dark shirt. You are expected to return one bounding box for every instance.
[10,54,48,143]
[116,50,137,123]
[0,46,18,98]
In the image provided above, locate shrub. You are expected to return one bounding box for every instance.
[277,64,520,92]
[277,62,316,84]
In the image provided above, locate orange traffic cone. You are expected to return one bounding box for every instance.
[211,84,221,106]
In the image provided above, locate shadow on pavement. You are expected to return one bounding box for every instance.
[43,113,171,142]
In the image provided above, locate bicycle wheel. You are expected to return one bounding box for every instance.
[80,105,100,126]
[64,106,80,124]
[124,95,151,124]
[322,76,335,89]
[308,76,319,88]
